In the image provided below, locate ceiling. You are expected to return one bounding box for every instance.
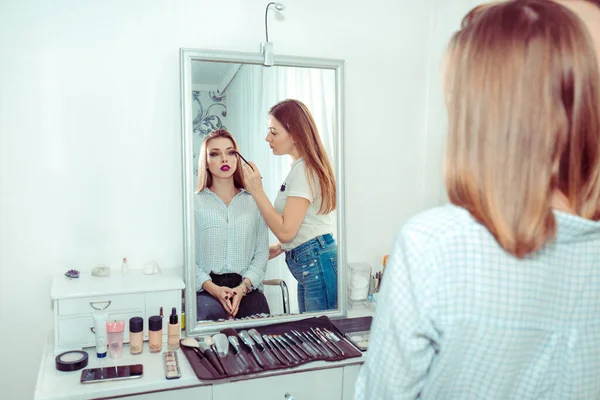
[191,61,242,92]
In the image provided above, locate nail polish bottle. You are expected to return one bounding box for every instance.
[148,315,162,353]
[129,317,144,355]
[168,307,180,351]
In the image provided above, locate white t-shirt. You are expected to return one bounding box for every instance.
[274,158,334,251]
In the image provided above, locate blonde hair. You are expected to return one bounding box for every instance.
[444,0,600,258]
[196,129,245,192]
[269,99,337,214]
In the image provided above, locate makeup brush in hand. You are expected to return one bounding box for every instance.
[235,150,254,171]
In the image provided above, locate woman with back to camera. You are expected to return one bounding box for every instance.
[355,0,600,398]
[194,129,270,321]
[242,99,338,313]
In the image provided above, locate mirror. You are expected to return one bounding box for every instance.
[180,49,346,336]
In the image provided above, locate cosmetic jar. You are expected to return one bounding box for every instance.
[55,350,88,372]
[148,315,163,353]
[129,317,144,355]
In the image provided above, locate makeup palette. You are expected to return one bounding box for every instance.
[347,331,369,351]
[163,351,181,380]
[55,350,89,372]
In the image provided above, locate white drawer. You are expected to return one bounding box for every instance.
[57,293,145,316]
[213,367,343,400]
[57,310,143,349]
[121,386,212,399]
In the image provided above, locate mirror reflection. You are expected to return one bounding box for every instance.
[188,60,340,324]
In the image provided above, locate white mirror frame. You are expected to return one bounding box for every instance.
[180,48,347,336]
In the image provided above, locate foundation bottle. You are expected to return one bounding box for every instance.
[148,315,162,353]
[129,317,144,355]
[168,307,180,350]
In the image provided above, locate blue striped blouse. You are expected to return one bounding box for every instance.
[194,188,269,292]
[355,204,600,399]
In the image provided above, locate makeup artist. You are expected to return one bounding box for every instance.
[242,99,338,313]
[355,0,600,398]
[194,129,270,320]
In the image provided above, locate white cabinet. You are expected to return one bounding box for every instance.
[51,269,184,355]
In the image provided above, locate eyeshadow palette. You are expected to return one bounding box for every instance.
[345,330,370,351]
[163,351,181,380]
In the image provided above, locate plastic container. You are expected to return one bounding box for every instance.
[106,321,125,359]
[348,263,371,306]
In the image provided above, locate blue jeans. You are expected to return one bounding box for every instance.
[285,234,338,313]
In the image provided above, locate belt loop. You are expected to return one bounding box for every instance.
[316,235,326,248]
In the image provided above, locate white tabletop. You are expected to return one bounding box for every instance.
[35,331,366,400]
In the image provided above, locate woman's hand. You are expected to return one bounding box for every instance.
[269,242,283,260]
[205,283,235,315]
[229,285,246,318]
[242,162,264,194]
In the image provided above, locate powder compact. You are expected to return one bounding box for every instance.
[55,350,89,372]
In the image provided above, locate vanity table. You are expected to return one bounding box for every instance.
[35,307,373,400]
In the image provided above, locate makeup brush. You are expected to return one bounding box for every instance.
[235,150,254,171]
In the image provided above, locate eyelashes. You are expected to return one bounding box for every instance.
[209,151,237,157]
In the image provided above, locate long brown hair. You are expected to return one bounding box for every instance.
[196,129,245,192]
[444,0,600,258]
[269,99,337,214]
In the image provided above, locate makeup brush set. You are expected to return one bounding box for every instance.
[179,316,363,380]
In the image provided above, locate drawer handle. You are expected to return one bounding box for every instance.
[89,300,112,310]
[284,393,295,400]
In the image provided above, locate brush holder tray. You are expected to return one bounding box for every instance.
[180,316,362,381]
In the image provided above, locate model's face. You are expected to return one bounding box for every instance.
[206,137,237,179]
[265,115,295,156]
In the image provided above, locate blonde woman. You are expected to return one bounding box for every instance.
[194,129,270,320]
[356,0,600,398]
[243,99,338,313]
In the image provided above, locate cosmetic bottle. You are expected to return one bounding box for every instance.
[148,315,162,353]
[92,313,108,358]
[106,321,125,359]
[168,307,180,350]
[129,317,144,355]
[121,257,129,274]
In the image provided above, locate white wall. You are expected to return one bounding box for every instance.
[0,0,466,397]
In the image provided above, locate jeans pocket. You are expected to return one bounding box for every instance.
[290,248,314,265]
